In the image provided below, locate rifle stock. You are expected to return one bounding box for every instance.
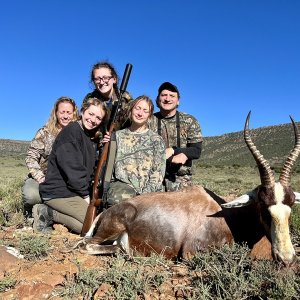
[81,64,132,236]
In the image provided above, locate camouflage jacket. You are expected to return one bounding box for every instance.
[25,127,57,182]
[149,111,203,176]
[83,89,133,130]
[113,128,166,194]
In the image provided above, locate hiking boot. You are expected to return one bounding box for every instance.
[32,204,53,233]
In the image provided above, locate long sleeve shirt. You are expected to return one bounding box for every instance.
[25,127,56,182]
[113,128,166,194]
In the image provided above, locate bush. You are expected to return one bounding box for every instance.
[0,177,24,227]
[18,234,50,260]
[185,244,300,300]
[55,253,171,299]
[0,275,17,292]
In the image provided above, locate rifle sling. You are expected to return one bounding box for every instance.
[158,111,180,148]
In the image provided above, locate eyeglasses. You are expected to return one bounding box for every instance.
[93,76,113,83]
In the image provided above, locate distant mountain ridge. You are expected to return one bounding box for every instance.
[201,121,300,169]
[0,139,30,156]
[1,121,300,169]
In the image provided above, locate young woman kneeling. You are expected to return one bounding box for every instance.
[34,98,109,233]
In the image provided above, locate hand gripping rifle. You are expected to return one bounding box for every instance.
[81,63,133,236]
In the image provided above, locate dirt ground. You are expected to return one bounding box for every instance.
[0,224,190,300]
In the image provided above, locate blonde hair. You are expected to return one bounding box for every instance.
[127,95,154,124]
[45,96,78,135]
[80,97,108,126]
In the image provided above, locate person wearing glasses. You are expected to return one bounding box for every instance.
[83,61,133,130]
[105,96,166,208]
[34,98,110,234]
[150,82,203,192]
[22,97,78,221]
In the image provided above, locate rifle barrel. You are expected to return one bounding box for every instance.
[120,64,132,94]
[80,63,133,236]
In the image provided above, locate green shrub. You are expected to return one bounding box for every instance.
[185,244,300,300]
[0,177,25,227]
[55,253,171,299]
[18,234,50,260]
[0,275,17,292]
[56,265,102,299]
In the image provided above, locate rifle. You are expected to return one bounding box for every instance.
[81,63,133,236]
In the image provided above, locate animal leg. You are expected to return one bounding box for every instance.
[84,213,101,238]
[81,244,121,255]
[82,232,130,256]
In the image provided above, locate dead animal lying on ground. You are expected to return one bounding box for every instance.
[81,112,300,266]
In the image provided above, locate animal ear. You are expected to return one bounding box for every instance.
[221,193,255,208]
[294,192,300,204]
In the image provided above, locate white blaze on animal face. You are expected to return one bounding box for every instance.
[268,182,295,263]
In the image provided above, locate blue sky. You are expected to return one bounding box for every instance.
[1,0,299,141]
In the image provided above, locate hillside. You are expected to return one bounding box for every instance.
[1,121,300,169]
[201,122,300,169]
[0,139,29,157]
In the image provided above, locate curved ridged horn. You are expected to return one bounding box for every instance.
[279,116,300,186]
[244,111,275,187]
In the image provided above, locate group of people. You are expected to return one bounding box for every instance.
[22,61,203,234]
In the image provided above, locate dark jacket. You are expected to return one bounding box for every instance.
[40,122,98,200]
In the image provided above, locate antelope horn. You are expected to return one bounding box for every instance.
[279,116,300,186]
[244,111,275,187]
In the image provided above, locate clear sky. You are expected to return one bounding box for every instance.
[1,0,299,141]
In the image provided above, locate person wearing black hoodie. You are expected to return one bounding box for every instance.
[34,98,109,234]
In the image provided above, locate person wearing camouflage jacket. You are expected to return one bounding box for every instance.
[22,97,78,218]
[106,96,166,207]
[149,82,203,192]
[82,61,133,131]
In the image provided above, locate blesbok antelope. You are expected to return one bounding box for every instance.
[82,112,300,266]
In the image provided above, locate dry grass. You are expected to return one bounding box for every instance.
[1,155,300,299]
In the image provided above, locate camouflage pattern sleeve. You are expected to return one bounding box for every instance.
[117,91,134,128]
[186,114,203,144]
[25,127,56,182]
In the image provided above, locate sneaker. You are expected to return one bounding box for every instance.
[32,204,53,233]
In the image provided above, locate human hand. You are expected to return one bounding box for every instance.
[166,147,175,159]
[37,177,45,184]
[171,153,188,164]
[102,131,110,144]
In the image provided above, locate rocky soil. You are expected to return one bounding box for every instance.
[0,225,190,300]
